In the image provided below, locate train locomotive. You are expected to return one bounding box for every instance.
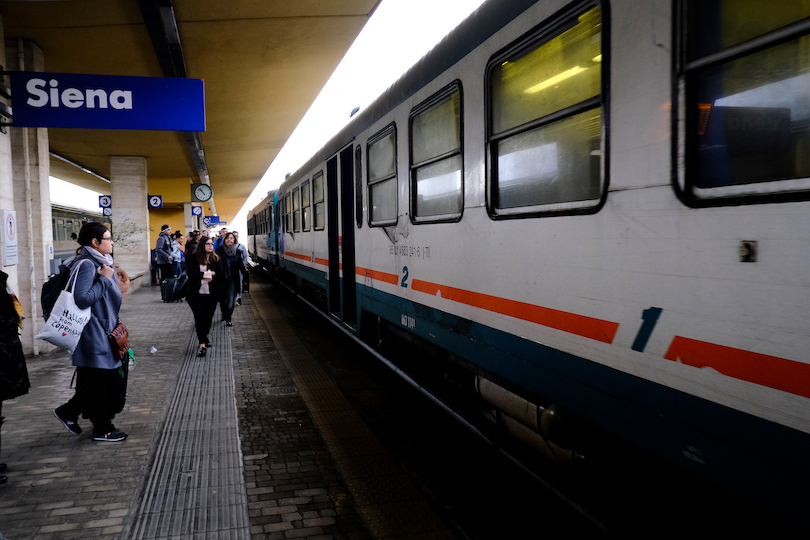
[248,0,810,524]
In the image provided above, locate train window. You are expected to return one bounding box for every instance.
[313,172,325,230]
[302,181,311,231]
[293,187,300,232]
[487,5,603,217]
[355,145,363,228]
[409,83,463,222]
[52,219,57,241]
[681,1,810,202]
[368,124,398,226]
[57,219,65,241]
[285,194,292,232]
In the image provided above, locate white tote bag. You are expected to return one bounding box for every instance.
[35,260,93,354]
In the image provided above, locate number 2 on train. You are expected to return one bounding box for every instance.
[401,266,409,288]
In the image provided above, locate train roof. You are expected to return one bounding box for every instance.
[280,0,539,190]
[51,203,106,218]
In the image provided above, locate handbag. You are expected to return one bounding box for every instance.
[35,260,92,354]
[107,321,130,360]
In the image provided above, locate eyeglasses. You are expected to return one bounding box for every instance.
[205,242,214,245]
[101,237,113,242]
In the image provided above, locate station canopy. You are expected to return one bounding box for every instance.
[0,0,379,221]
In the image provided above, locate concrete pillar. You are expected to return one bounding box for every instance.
[110,156,150,292]
[184,202,193,235]
[0,19,15,295]
[7,39,53,356]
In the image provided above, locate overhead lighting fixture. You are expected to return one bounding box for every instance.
[524,66,587,94]
[592,54,602,63]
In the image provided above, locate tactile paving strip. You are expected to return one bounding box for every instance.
[129,309,251,539]
[252,288,456,539]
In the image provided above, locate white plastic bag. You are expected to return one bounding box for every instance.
[35,260,92,354]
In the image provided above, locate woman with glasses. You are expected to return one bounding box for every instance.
[54,222,128,442]
[186,238,223,357]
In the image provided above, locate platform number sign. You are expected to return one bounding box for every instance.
[148,195,163,209]
[103,208,112,217]
[99,195,111,208]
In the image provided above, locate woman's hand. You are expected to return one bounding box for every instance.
[98,264,115,280]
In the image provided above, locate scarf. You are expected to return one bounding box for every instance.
[65,246,114,269]
[221,243,238,258]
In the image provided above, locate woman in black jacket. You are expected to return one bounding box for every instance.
[215,232,245,327]
[0,270,30,484]
[186,237,223,357]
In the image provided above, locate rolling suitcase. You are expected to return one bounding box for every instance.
[161,277,180,302]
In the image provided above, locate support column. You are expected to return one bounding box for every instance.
[110,156,150,292]
[184,202,193,235]
[7,39,52,356]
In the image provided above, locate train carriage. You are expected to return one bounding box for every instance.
[249,0,810,524]
[246,190,279,269]
[51,203,112,262]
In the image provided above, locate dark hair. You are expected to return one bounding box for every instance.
[222,232,235,244]
[174,231,183,239]
[76,222,109,253]
[195,236,219,265]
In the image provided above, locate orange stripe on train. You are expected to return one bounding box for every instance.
[356,266,399,285]
[665,336,810,399]
[411,279,618,344]
[285,251,311,262]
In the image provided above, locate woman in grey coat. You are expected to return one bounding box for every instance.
[53,222,128,442]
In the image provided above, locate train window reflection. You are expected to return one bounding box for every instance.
[368,125,397,226]
[488,5,603,216]
[302,181,311,232]
[409,84,463,222]
[496,110,601,210]
[687,1,810,60]
[293,188,300,232]
[313,173,325,230]
[685,1,810,200]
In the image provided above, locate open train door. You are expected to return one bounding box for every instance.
[326,144,357,327]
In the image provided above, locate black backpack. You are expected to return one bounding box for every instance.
[41,263,70,320]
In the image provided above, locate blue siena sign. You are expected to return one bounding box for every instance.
[10,71,205,131]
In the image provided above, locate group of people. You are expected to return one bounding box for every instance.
[160,226,249,357]
[0,222,253,487]
[155,226,185,280]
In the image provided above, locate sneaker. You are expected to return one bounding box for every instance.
[236,298,242,306]
[225,321,233,327]
[198,346,207,357]
[54,410,82,435]
[94,429,128,442]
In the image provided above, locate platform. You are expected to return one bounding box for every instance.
[0,275,455,539]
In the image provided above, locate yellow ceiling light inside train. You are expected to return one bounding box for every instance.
[524,66,587,94]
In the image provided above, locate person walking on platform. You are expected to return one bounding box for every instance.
[186,237,223,357]
[155,224,174,282]
[54,222,129,442]
[213,227,228,251]
[184,231,199,270]
[0,270,30,484]
[215,232,245,327]
[232,231,249,306]
[170,231,184,277]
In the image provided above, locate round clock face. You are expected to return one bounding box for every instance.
[195,184,212,202]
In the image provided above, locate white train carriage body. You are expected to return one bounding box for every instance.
[260,0,810,521]
[246,191,278,266]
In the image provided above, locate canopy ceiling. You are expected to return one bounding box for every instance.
[0,0,378,221]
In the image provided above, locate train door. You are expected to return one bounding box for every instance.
[326,145,357,327]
